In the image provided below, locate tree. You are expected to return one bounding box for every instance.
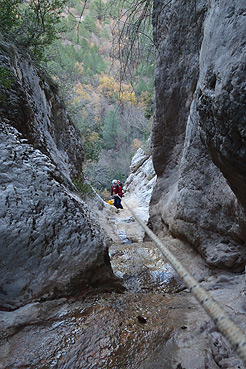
[0,0,22,34]
[91,0,105,21]
[109,0,155,81]
[0,0,67,59]
[102,110,120,150]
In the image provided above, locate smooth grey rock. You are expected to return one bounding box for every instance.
[0,123,116,309]
[129,148,151,173]
[150,0,246,269]
[0,42,119,309]
[197,0,246,211]
[124,148,156,224]
[0,40,83,180]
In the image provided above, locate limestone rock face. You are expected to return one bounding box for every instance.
[0,43,116,309]
[150,0,246,269]
[0,41,83,180]
[197,0,246,211]
[124,148,156,224]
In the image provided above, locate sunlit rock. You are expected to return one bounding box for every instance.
[124,147,156,224]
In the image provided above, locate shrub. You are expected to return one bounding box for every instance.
[0,0,67,60]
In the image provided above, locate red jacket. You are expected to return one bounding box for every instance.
[111,184,122,197]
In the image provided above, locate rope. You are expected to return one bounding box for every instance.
[121,199,246,364]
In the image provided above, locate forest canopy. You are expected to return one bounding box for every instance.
[0,0,155,197]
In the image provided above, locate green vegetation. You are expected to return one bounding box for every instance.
[72,176,93,198]
[102,110,121,150]
[0,66,15,90]
[0,0,155,197]
[42,0,155,196]
[0,66,15,104]
[90,0,106,21]
[0,0,67,59]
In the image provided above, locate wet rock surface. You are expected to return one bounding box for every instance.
[0,186,245,368]
[0,291,178,369]
[1,230,245,369]
[150,0,246,269]
[110,241,177,294]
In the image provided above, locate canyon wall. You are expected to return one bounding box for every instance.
[124,147,156,222]
[0,41,116,309]
[150,0,246,269]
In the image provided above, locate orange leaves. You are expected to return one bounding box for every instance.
[132,138,142,151]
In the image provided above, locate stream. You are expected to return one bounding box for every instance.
[0,206,205,368]
[1,202,245,368]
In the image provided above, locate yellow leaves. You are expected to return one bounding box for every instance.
[119,89,137,105]
[75,74,138,111]
[75,62,84,76]
[99,73,116,96]
[51,75,59,82]
[89,131,100,143]
[99,72,137,105]
[75,82,89,99]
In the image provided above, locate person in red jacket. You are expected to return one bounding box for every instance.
[111,179,123,209]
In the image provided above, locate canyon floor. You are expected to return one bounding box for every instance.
[0,194,246,368]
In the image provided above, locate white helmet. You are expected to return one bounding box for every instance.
[112,179,117,184]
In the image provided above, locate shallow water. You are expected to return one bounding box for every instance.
[109,241,178,294]
[1,210,181,369]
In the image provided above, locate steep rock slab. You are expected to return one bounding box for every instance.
[152,0,207,177]
[0,42,116,309]
[150,0,246,269]
[125,147,156,222]
[0,40,83,179]
[0,123,115,309]
[197,0,246,211]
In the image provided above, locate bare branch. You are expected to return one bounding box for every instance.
[110,0,154,84]
[76,0,88,42]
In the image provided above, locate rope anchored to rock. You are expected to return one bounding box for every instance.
[121,199,246,365]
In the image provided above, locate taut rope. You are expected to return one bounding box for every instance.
[121,199,246,364]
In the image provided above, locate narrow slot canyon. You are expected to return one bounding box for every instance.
[1,0,246,368]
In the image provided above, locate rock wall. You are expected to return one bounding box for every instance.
[0,41,116,309]
[0,40,83,180]
[150,0,246,269]
[124,147,156,224]
[197,0,246,211]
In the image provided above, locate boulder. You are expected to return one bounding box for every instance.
[0,43,117,309]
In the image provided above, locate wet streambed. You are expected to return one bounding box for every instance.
[1,210,185,369]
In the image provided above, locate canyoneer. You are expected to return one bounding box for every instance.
[111,179,123,210]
